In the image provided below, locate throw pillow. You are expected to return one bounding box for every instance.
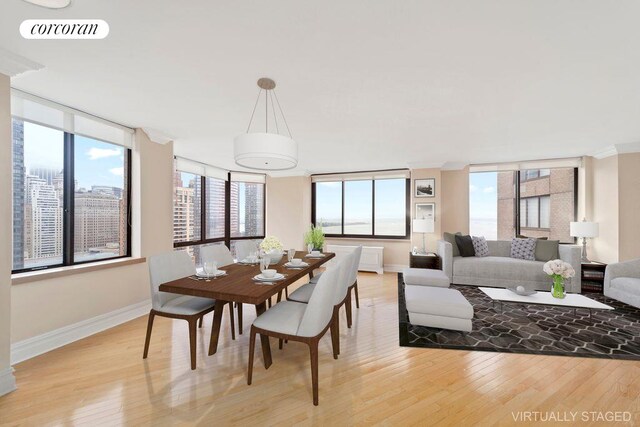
[535,239,560,262]
[510,238,536,261]
[455,234,476,257]
[443,232,462,257]
[472,236,489,257]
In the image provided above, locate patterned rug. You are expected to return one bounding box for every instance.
[398,273,640,360]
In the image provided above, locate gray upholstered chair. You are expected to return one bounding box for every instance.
[604,258,640,308]
[247,263,343,406]
[200,244,239,336]
[234,240,259,262]
[144,251,227,370]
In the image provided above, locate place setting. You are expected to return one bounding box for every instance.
[252,257,287,284]
[304,244,326,259]
[191,261,227,282]
[284,248,310,269]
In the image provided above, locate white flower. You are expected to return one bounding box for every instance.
[260,236,283,252]
[543,259,575,278]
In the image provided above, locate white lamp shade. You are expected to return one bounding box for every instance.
[234,132,297,170]
[570,221,599,238]
[413,218,434,233]
[22,0,71,8]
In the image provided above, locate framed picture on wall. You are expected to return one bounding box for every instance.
[415,178,435,198]
[415,203,435,221]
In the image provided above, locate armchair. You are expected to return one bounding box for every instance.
[604,258,640,308]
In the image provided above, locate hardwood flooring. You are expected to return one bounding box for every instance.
[1,272,639,426]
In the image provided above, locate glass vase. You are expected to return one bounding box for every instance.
[551,275,565,299]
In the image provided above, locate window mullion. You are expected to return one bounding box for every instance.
[371,180,375,237]
[62,132,74,266]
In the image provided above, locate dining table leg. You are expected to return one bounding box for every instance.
[208,299,227,355]
[255,302,272,369]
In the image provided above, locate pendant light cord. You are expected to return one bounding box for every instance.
[246,88,263,133]
[273,90,293,139]
[269,90,280,134]
[245,86,292,139]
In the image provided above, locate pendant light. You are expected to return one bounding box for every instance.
[22,0,71,8]
[234,78,298,170]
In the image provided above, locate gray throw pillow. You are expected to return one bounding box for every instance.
[472,236,489,257]
[443,232,462,257]
[535,239,560,262]
[510,238,536,261]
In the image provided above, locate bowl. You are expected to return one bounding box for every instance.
[310,251,321,257]
[291,258,302,266]
[262,269,277,278]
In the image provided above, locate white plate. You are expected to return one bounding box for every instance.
[285,261,309,268]
[238,260,258,265]
[304,253,326,258]
[196,269,226,278]
[253,273,285,282]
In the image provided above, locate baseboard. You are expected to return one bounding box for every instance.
[0,366,17,397]
[11,299,151,365]
[384,264,409,273]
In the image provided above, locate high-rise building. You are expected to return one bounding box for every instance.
[30,167,61,186]
[243,183,263,236]
[173,171,196,242]
[28,179,63,261]
[74,191,121,254]
[12,119,25,270]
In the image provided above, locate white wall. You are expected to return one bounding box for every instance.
[265,176,311,249]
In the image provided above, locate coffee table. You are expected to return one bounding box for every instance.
[479,287,614,318]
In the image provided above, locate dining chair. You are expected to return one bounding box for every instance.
[234,240,258,262]
[200,244,240,336]
[247,263,343,406]
[144,251,232,370]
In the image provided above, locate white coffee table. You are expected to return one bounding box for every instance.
[479,287,614,318]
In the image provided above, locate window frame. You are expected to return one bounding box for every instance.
[11,118,132,274]
[172,171,266,251]
[311,173,410,240]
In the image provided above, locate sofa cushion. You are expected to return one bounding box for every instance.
[403,268,450,287]
[535,239,560,262]
[610,277,640,294]
[455,234,476,257]
[472,236,489,257]
[443,232,462,257]
[405,285,474,319]
[453,256,550,284]
[510,238,536,261]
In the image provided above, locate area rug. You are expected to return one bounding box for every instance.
[398,273,640,360]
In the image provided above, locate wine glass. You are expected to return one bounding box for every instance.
[260,257,270,275]
[203,261,217,278]
[307,243,314,253]
[288,248,296,263]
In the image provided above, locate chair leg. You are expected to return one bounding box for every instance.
[285,287,289,298]
[345,290,353,328]
[237,303,243,335]
[247,327,257,385]
[330,313,340,359]
[309,340,320,406]
[188,318,197,370]
[354,281,360,309]
[228,302,236,340]
[279,338,283,350]
[143,310,155,359]
[198,315,203,328]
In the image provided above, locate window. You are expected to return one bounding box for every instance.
[469,167,576,243]
[312,172,409,239]
[172,163,265,261]
[12,119,131,273]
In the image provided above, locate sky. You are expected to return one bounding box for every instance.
[23,121,125,190]
[469,172,497,220]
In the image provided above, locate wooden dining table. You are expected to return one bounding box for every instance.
[159,251,335,368]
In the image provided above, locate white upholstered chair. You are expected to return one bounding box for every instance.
[200,244,239,336]
[247,263,343,406]
[144,251,231,370]
[234,240,259,262]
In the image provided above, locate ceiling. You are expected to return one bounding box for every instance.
[2,0,640,175]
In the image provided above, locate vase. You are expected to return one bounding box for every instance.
[551,275,565,299]
[267,249,283,264]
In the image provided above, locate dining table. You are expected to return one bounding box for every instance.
[159,250,335,368]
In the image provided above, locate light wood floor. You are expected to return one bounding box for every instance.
[1,272,639,426]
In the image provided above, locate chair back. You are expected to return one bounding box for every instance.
[334,252,354,305]
[201,244,234,267]
[235,240,258,262]
[297,263,342,337]
[348,246,363,286]
[148,251,196,310]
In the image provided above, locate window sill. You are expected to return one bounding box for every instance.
[11,257,146,285]
[324,237,411,243]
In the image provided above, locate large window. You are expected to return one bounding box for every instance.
[469,167,576,242]
[173,164,265,264]
[312,172,409,239]
[12,119,131,273]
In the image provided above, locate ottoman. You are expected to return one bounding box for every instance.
[405,285,474,332]
[402,268,450,287]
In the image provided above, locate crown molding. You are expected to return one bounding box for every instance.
[591,141,640,159]
[441,161,468,171]
[266,169,310,178]
[142,127,174,145]
[406,161,445,170]
[591,146,618,159]
[616,141,640,155]
[0,48,43,77]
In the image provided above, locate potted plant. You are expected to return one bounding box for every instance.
[260,236,284,264]
[543,259,576,299]
[304,224,325,252]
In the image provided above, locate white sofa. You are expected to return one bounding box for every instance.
[437,239,582,293]
[604,258,640,308]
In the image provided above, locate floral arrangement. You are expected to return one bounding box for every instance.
[304,224,325,250]
[543,259,576,279]
[260,236,283,253]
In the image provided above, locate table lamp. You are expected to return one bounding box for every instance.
[570,218,599,262]
[413,217,435,254]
